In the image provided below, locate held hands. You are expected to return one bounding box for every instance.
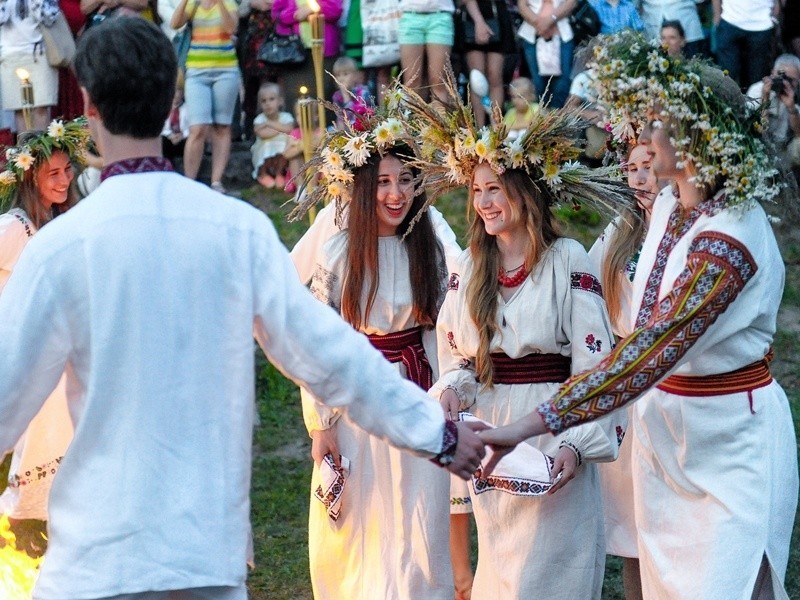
[478,412,548,477]
[445,421,489,480]
[310,427,340,467]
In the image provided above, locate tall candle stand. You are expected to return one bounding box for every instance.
[15,69,34,132]
[308,2,326,136]
[297,87,317,224]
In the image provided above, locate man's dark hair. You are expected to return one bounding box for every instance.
[74,17,177,138]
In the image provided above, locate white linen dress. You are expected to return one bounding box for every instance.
[0,166,453,599]
[429,237,624,600]
[587,216,639,559]
[0,209,73,521]
[540,188,799,598]
[302,231,452,600]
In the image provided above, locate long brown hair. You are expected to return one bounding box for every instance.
[340,148,445,330]
[12,149,79,229]
[465,168,560,386]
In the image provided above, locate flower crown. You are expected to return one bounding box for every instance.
[0,117,90,210]
[398,67,632,217]
[590,30,782,210]
[288,89,419,224]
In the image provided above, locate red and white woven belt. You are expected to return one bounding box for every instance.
[489,352,572,385]
[367,326,433,391]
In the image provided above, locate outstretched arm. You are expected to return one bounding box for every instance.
[481,231,758,472]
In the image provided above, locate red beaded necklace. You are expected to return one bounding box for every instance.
[498,264,529,288]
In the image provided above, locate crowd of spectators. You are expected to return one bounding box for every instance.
[0,0,798,187]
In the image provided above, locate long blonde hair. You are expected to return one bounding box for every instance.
[602,145,651,326]
[465,169,560,387]
[601,206,646,327]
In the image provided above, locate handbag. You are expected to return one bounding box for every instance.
[173,23,193,70]
[459,2,500,46]
[257,32,307,66]
[361,0,401,68]
[40,12,76,68]
[173,2,198,71]
[568,0,600,48]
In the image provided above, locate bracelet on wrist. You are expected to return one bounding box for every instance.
[432,420,459,467]
[558,440,583,467]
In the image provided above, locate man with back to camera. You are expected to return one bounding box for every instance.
[0,17,487,600]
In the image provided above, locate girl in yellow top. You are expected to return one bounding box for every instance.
[171,0,240,193]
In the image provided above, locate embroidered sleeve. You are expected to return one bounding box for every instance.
[309,263,339,310]
[538,232,757,434]
[552,250,624,462]
[428,272,480,410]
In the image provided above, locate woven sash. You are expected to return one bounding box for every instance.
[367,326,433,391]
[490,352,572,385]
[656,351,773,397]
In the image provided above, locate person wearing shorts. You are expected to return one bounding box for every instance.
[0,0,61,133]
[170,0,241,193]
[399,0,454,102]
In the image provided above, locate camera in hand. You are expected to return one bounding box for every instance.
[771,71,788,95]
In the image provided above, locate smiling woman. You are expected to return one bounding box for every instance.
[0,117,88,557]
[286,96,457,599]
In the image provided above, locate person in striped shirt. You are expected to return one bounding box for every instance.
[170,0,240,193]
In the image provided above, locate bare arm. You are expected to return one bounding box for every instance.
[215,0,237,35]
[170,0,192,29]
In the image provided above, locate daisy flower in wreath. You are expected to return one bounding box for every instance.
[288,85,420,226]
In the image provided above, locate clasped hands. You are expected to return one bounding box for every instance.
[440,389,575,493]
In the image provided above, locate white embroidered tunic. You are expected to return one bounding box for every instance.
[540,188,799,598]
[0,170,450,599]
[301,232,452,600]
[587,216,639,559]
[429,237,623,599]
[0,208,73,522]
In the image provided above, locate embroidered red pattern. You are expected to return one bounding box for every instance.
[447,273,460,291]
[571,272,603,297]
[585,334,602,353]
[538,231,757,433]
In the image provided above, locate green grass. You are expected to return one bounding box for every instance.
[245,186,800,598]
[1,184,796,598]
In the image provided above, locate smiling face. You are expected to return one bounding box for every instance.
[375,155,415,236]
[472,163,524,241]
[626,144,659,216]
[35,151,74,209]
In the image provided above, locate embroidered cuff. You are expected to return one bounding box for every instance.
[558,439,583,467]
[431,419,459,467]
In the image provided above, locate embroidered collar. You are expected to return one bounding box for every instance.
[101,156,174,182]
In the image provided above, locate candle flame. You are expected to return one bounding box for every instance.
[307,0,320,12]
[15,69,30,82]
[0,514,43,599]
